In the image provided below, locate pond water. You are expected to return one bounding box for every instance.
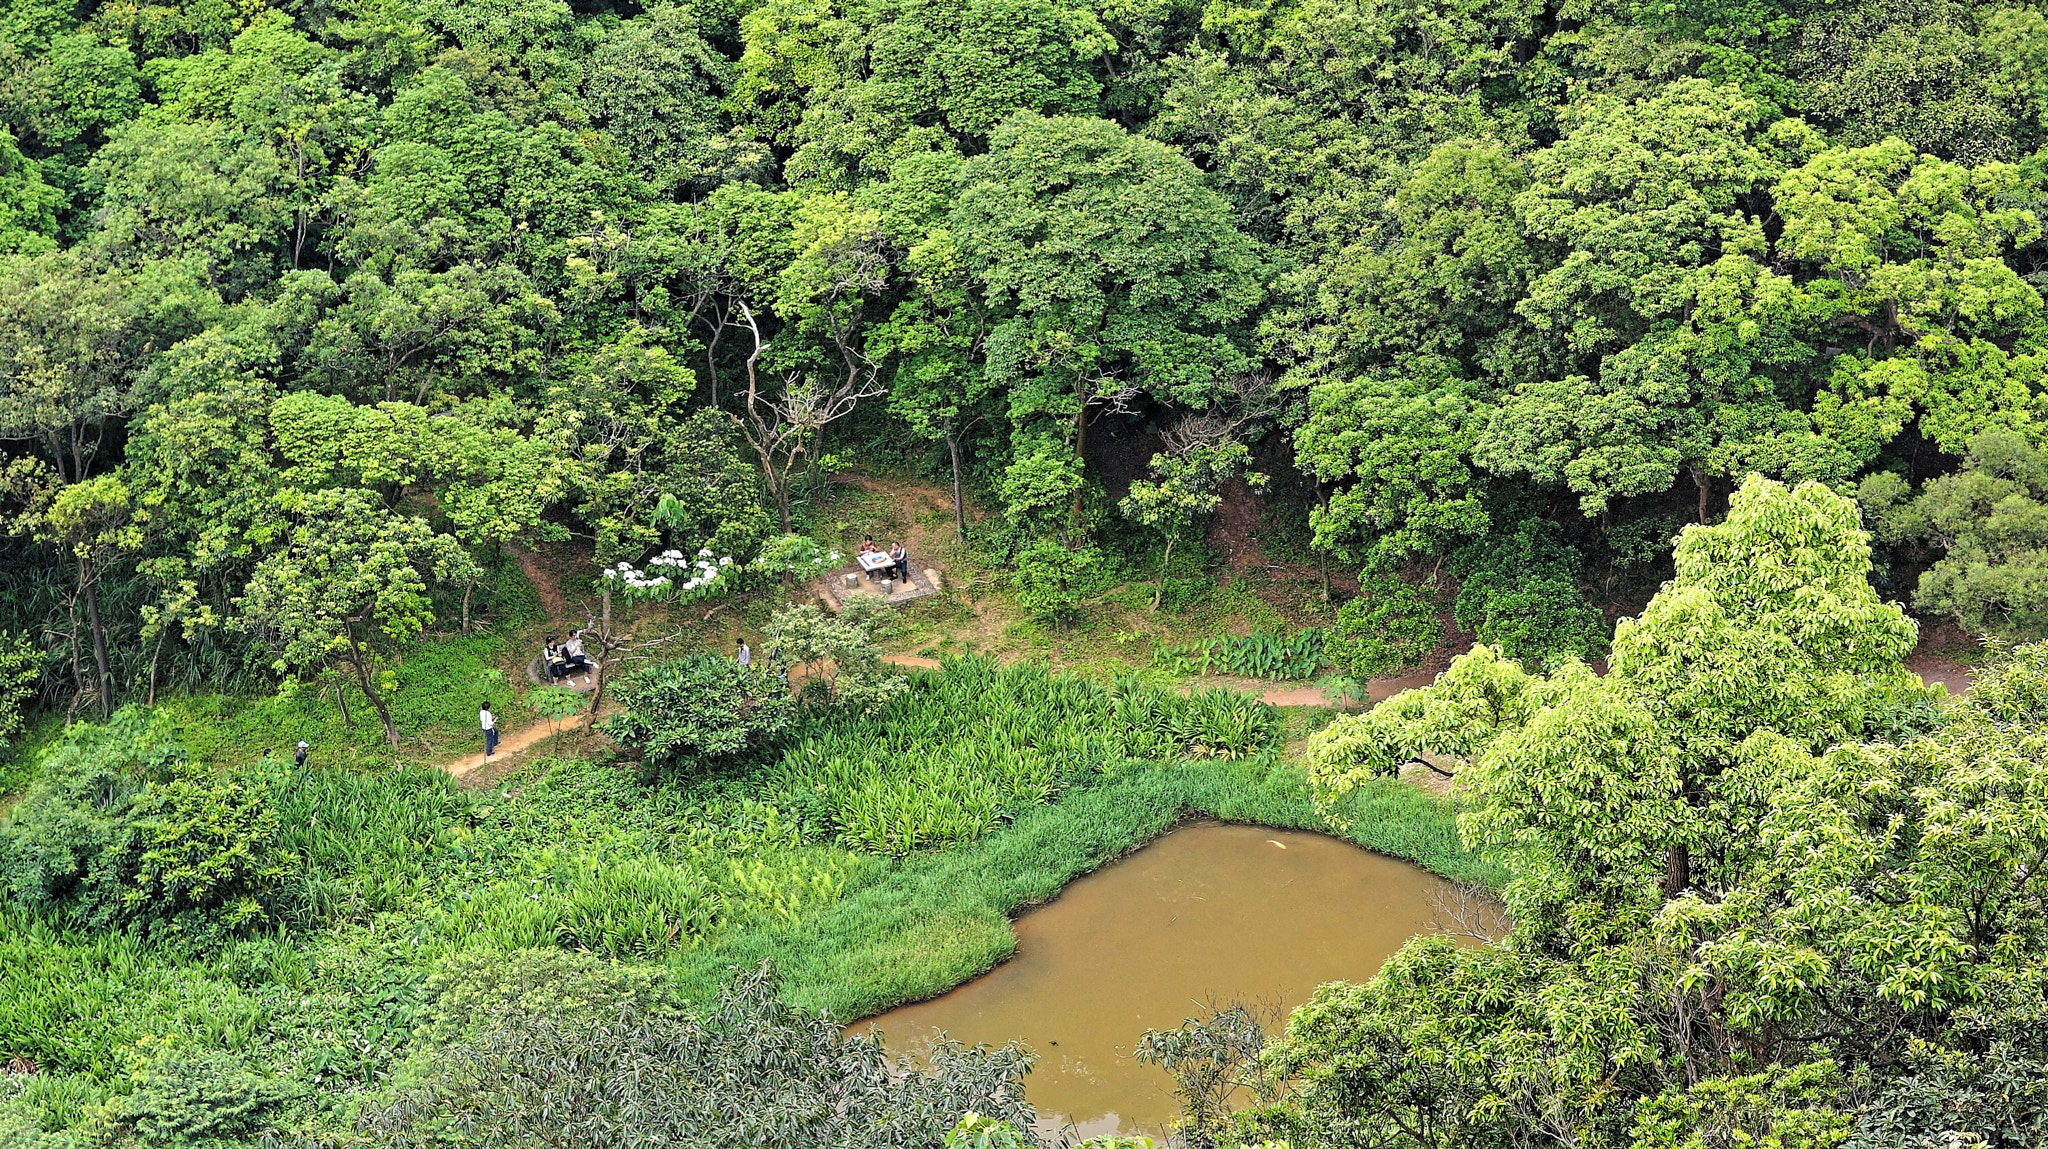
[856,823,1459,1138]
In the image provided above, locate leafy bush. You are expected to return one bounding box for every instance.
[1451,519,1609,667]
[1011,541,1107,629]
[602,653,796,767]
[767,658,1278,855]
[418,948,682,1044]
[93,1040,303,1147]
[0,711,293,941]
[1325,571,1442,678]
[336,963,1035,1149]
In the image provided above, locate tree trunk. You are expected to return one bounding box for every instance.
[335,682,352,728]
[590,589,613,714]
[1151,535,1177,611]
[81,562,113,719]
[1661,843,1690,898]
[1070,401,1088,540]
[146,627,166,706]
[345,628,401,753]
[461,584,473,634]
[1693,470,1710,525]
[947,433,966,536]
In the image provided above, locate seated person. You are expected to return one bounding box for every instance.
[544,637,573,680]
[858,535,879,554]
[889,542,909,581]
[562,633,592,672]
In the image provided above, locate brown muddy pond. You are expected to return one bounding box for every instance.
[857,823,1460,1138]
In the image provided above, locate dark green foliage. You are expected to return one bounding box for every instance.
[1325,572,1441,678]
[344,963,1037,1149]
[0,710,292,941]
[1451,520,1609,668]
[603,653,797,767]
[1862,429,2048,639]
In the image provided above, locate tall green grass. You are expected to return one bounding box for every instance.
[766,657,1280,854]
[0,910,269,1077]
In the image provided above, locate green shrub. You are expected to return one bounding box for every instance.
[1326,571,1443,678]
[342,963,1034,1148]
[92,1041,303,1147]
[418,949,681,1044]
[0,711,293,941]
[1011,541,1107,628]
[602,653,796,768]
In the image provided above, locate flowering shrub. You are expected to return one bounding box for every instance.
[600,537,842,604]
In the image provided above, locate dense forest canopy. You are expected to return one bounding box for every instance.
[7,0,2048,712]
[5,0,2048,1145]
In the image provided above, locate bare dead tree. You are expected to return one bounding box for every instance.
[1428,880,1512,944]
[575,598,690,716]
[729,303,886,533]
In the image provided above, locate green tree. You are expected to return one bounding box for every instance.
[1119,396,1268,609]
[763,598,908,712]
[953,113,1262,537]
[1282,484,2046,1149]
[236,487,480,752]
[602,653,795,768]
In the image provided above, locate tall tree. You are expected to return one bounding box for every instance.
[953,112,1262,537]
[236,487,479,752]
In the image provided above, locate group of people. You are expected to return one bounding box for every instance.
[545,633,593,683]
[859,536,910,582]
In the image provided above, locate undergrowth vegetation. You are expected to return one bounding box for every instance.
[767,657,1280,853]
[0,655,1481,1145]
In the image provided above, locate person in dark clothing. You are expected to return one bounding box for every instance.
[294,741,309,768]
[889,542,909,581]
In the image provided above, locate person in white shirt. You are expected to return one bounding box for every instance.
[736,640,752,669]
[480,707,498,757]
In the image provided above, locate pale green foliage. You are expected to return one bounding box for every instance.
[1279,488,2048,1149]
[764,598,908,714]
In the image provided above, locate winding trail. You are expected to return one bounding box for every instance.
[444,714,593,780]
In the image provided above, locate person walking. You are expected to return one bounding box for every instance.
[293,741,309,768]
[480,705,498,757]
[736,639,752,669]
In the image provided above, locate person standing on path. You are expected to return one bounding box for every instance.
[294,741,309,768]
[736,640,752,669]
[480,706,498,757]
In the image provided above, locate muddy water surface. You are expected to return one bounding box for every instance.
[859,823,1456,1138]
